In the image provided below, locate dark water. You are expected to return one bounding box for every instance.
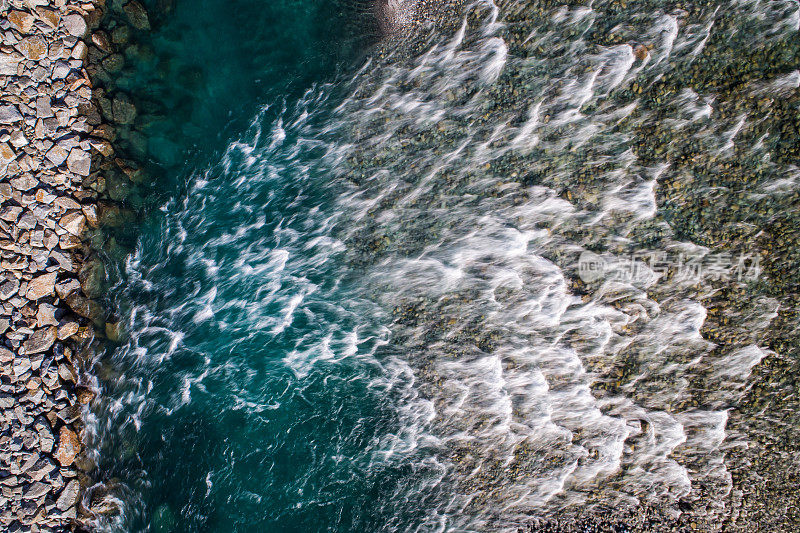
[89,0,800,531]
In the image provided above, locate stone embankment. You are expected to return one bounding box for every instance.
[0,0,145,529]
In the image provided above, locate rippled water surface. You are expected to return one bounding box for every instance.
[88,0,800,531]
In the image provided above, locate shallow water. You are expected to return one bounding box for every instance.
[89,0,800,531]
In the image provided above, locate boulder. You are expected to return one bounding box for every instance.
[0,105,24,124]
[23,327,57,354]
[55,427,81,467]
[26,272,58,301]
[67,149,91,176]
[18,36,47,61]
[112,96,137,124]
[46,145,69,166]
[60,212,87,236]
[8,10,35,33]
[124,1,151,30]
[0,51,23,76]
[56,479,80,511]
[63,14,88,37]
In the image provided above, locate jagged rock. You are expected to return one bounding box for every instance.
[23,482,50,500]
[54,427,80,467]
[18,36,47,60]
[0,105,24,124]
[36,96,54,119]
[22,327,56,355]
[0,278,20,300]
[37,7,61,29]
[45,146,69,166]
[65,292,101,321]
[63,14,87,37]
[53,60,72,79]
[59,212,86,236]
[23,327,57,355]
[13,357,32,377]
[10,174,37,191]
[27,458,56,482]
[34,418,55,454]
[79,259,104,299]
[56,480,79,511]
[0,143,16,167]
[57,320,80,341]
[75,386,96,405]
[124,1,151,30]
[55,279,81,299]
[67,149,91,176]
[26,272,58,301]
[8,11,35,33]
[0,51,23,76]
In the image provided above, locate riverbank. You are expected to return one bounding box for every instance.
[0,0,136,529]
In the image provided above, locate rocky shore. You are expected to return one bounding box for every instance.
[0,0,143,529]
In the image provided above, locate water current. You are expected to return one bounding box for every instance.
[86,0,800,531]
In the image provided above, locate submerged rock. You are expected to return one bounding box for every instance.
[124,1,151,30]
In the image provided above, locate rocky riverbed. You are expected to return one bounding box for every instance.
[0,0,149,529]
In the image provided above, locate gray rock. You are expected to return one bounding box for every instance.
[52,61,72,79]
[23,481,50,500]
[112,96,137,124]
[63,14,87,37]
[35,97,54,119]
[66,149,91,176]
[0,51,23,76]
[0,279,20,300]
[0,105,23,124]
[45,146,68,166]
[26,272,57,301]
[22,327,57,355]
[56,480,79,511]
[34,418,54,454]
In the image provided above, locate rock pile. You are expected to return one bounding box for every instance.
[0,0,138,529]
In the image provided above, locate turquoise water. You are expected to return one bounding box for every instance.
[90,0,800,531]
[94,1,441,531]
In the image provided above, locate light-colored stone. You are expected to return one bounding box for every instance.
[26,272,58,300]
[71,41,88,60]
[35,418,55,453]
[18,36,48,61]
[37,7,61,29]
[46,145,69,166]
[60,212,87,235]
[37,303,59,327]
[23,327,57,354]
[10,174,37,191]
[0,105,24,124]
[63,14,88,37]
[0,143,15,167]
[57,319,80,340]
[56,480,79,511]
[67,148,91,176]
[24,481,50,500]
[0,51,24,76]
